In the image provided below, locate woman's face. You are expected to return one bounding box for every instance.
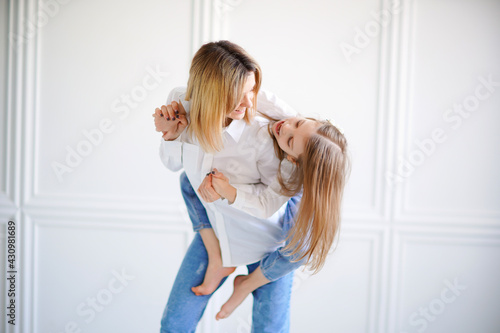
[272,117,320,160]
[227,72,256,121]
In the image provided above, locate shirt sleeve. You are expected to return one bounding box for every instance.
[230,151,295,219]
[158,87,187,172]
[231,178,291,219]
[159,136,183,172]
[257,89,298,119]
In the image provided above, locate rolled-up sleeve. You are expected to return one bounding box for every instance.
[159,137,183,172]
[231,179,290,219]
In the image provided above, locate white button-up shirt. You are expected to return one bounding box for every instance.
[160,87,297,266]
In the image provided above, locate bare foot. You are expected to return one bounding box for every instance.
[191,263,235,296]
[216,275,252,320]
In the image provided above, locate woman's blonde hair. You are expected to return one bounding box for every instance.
[185,41,262,152]
[269,119,350,273]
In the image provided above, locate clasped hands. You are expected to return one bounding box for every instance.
[197,169,237,204]
[152,101,188,141]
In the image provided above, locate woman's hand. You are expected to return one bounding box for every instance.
[197,173,222,203]
[152,101,188,141]
[212,169,237,204]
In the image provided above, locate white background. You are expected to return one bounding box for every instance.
[1,0,499,332]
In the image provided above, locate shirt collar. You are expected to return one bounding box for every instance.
[224,119,246,143]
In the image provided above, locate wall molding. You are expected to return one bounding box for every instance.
[341,226,388,333]
[388,0,500,227]
[30,216,192,333]
[386,225,500,333]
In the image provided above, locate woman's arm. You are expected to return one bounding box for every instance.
[257,89,298,119]
[155,88,189,172]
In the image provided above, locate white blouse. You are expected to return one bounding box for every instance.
[160,87,296,266]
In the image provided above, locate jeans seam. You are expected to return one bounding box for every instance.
[183,178,212,231]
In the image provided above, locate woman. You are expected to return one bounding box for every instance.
[155,41,301,333]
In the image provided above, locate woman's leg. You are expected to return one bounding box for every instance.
[248,263,294,333]
[193,228,235,295]
[160,233,228,333]
[180,172,235,296]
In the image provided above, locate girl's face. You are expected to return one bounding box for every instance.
[227,72,256,121]
[273,117,320,160]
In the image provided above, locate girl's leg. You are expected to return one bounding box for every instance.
[180,172,235,296]
[216,263,293,332]
[192,228,235,295]
[216,265,271,321]
[258,192,307,280]
[215,194,306,321]
[215,248,306,321]
[160,233,228,333]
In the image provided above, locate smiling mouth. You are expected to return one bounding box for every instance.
[275,120,284,136]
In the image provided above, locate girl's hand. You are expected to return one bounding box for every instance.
[197,173,221,203]
[152,101,188,141]
[212,169,237,204]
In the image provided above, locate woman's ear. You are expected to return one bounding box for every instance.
[286,155,298,165]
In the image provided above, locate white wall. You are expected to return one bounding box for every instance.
[1,0,499,332]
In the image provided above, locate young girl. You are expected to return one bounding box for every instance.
[181,114,349,320]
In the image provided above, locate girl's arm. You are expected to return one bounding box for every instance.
[211,162,294,219]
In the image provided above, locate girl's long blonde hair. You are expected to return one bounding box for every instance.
[269,119,350,273]
[185,41,262,152]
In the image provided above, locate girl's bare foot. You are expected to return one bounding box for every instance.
[191,264,236,296]
[216,275,252,320]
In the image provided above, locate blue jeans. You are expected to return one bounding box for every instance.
[160,233,293,333]
[160,173,302,333]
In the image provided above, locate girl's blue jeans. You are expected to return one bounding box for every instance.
[160,172,305,333]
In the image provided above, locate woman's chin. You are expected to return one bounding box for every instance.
[229,112,245,120]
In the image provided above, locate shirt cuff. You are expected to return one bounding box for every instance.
[160,136,182,153]
[230,189,246,209]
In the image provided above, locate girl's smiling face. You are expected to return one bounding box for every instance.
[273,117,321,160]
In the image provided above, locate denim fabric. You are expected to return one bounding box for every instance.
[259,194,308,282]
[160,233,293,333]
[180,172,212,232]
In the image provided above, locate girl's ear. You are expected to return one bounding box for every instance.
[286,155,298,165]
